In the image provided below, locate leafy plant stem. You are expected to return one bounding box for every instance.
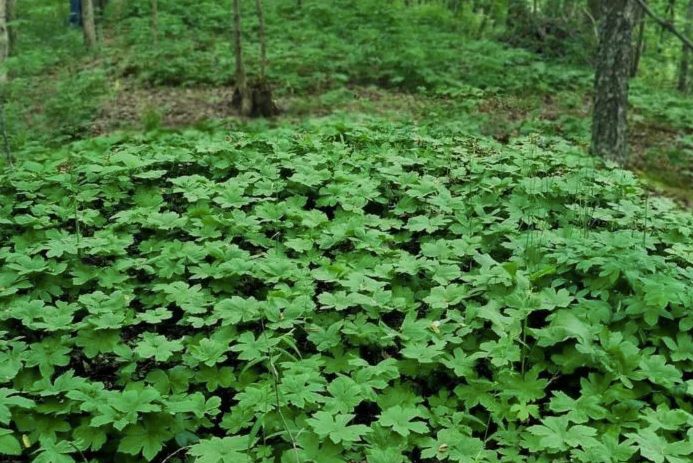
[160,445,191,463]
[261,319,301,463]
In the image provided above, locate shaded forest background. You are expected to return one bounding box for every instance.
[1,0,692,202]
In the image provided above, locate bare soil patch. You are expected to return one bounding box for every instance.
[92,83,239,134]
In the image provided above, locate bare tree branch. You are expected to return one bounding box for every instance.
[635,0,693,51]
[582,6,600,41]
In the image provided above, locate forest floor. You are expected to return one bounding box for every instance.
[6,3,692,206]
[90,81,693,207]
[3,4,693,462]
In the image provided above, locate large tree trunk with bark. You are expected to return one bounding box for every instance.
[0,0,8,83]
[0,0,9,166]
[591,0,637,165]
[82,0,98,50]
[250,0,277,117]
[678,0,693,92]
[6,0,14,56]
[231,0,277,118]
[256,0,267,79]
[232,0,252,116]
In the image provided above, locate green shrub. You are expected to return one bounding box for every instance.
[43,68,109,140]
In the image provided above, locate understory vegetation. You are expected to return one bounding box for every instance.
[4,1,692,197]
[0,1,692,463]
[2,118,692,462]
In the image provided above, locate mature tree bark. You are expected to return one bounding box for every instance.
[591,0,637,165]
[256,0,267,79]
[631,4,646,77]
[232,0,252,116]
[69,0,82,27]
[678,0,693,91]
[250,0,277,117]
[6,0,14,56]
[82,0,98,49]
[0,96,12,167]
[0,0,10,167]
[0,0,8,83]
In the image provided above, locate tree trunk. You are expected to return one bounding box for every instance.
[151,0,158,44]
[678,0,693,92]
[0,0,8,83]
[256,0,267,79]
[70,0,82,27]
[0,0,13,167]
[631,3,646,77]
[232,0,251,116]
[6,0,14,56]
[591,0,637,165]
[82,0,98,50]
[0,97,12,167]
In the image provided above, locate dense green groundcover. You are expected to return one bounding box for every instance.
[1,118,692,462]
